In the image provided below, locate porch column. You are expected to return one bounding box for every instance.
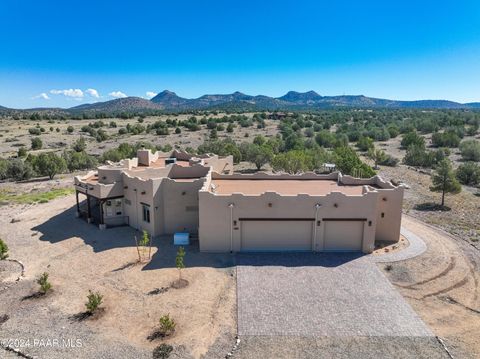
[75,190,80,217]
[98,199,107,230]
[99,200,104,225]
[87,195,92,223]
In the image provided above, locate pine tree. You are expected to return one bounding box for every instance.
[430,158,461,207]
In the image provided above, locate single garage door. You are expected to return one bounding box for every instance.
[324,220,364,251]
[241,219,313,251]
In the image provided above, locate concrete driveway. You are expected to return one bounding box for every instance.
[236,252,432,337]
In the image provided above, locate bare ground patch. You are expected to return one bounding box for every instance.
[0,192,236,359]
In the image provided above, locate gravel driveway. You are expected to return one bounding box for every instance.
[236,252,432,337]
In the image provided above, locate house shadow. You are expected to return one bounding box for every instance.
[31,204,235,270]
[235,251,364,268]
[32,204,139,253]
[32,204,363,271]
[142,235,235,270]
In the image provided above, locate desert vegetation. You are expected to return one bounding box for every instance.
[0,238,8,260]
[0,108,479,241]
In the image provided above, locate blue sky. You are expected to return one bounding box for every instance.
[1,0,480,108]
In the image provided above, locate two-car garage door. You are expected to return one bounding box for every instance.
[241,220,313,251]
[240,219,364,252]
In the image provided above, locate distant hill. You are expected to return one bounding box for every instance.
[278,90,322,103]
[70,97,163,113]
[150,90,189,108]
[2,91,480,114]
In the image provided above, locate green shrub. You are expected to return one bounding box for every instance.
[356,136,374,151]
[37,272,52,294]
[6,159,35,181]
[153,344,173,359]
[431,131,461,148]
[67,126,74,133]
[0,239,8,260]
[28,128,41,135]
[403,145,442,168]
[401,131,425,149]
[31,137,43,150]
[17,147,27,158]
[34,152,67,179]
[378,154,399,167]
[333,146,375,178]
[456,162,480,186]
[85,290,103,313]
[72,137,87,152]
[63,151,97,172]
[460,140,480,162]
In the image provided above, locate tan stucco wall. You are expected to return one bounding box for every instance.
[374,186,404,243]
[199,190,379,253]
[121,173,158,236]
[160,179,205,234]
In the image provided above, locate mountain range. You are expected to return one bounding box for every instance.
[2,90,480,114]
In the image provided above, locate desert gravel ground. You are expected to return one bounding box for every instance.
[233,336,450,359]
[381,215,480,359]
[1,178,480,358]
[0,194,236,359]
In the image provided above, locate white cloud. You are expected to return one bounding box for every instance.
[145,91,157,99]
[85,88,100,98]
[33,93,50,100]
[109,91,127,98]
[50,88,84,98]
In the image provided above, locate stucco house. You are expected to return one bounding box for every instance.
[74,149,404,254]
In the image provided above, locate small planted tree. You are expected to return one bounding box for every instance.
[135,230,152,262]
[37,272,52,294]
[85,290,103,314]
[0,238,8,260]
[158,314,176,336]
[430,158,461,207]
[176,246,185,280]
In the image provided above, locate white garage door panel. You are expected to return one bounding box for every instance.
[324,221,363,251]
[241,220,312,251]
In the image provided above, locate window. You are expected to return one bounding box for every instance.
[142,204,150,223]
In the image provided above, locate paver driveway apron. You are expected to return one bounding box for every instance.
[236,252,432,337]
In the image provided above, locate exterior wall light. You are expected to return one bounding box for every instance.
[268,202,273,207]
[382,197,387,201]
[334,203,338,208]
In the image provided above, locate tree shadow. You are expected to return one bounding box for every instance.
[414,202,451,212]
